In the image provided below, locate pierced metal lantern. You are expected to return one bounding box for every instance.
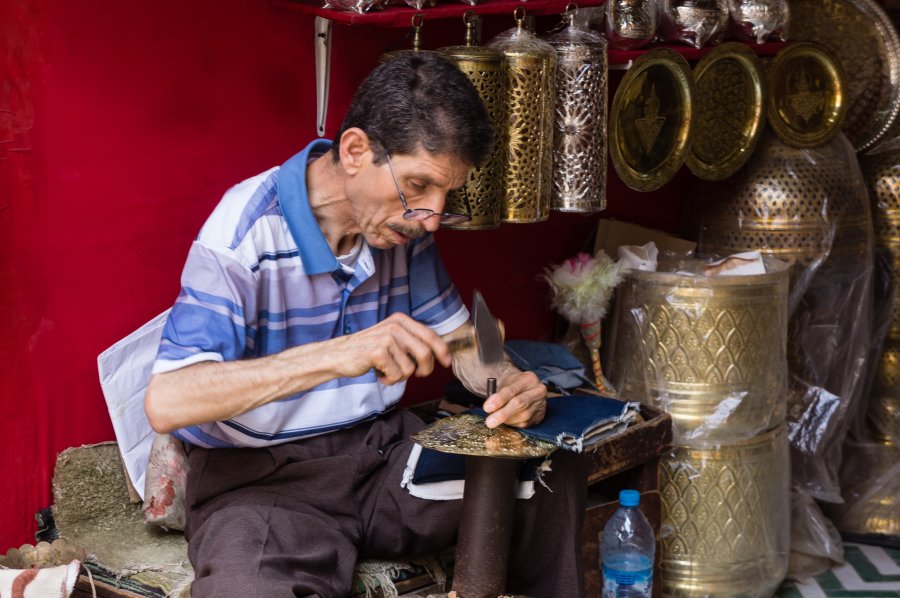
[488,9,557,223]
[440,13,507,230]
[543,9,608,213]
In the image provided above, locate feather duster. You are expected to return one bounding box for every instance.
[542,251,623,394]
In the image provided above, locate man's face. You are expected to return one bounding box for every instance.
[349,148,470,249]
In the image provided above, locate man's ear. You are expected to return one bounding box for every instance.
[338,128,372,175]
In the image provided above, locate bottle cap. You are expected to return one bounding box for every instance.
[619,489,640,507]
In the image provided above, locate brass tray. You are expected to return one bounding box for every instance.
[789,0,900,152]
[686,42,766,181]
[610,48,695,191]
[766,42,847,148]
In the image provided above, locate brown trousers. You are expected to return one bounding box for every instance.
[184,410,587,598]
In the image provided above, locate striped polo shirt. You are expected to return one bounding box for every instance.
[153,139,469,448]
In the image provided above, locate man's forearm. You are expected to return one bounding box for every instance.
[144,341,340,433]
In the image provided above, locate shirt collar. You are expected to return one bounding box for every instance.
[277,138,340,275]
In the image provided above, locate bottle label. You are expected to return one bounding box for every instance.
[602,564,652,597]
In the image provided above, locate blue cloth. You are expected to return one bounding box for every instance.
[471,394,637,453]
[504,340,597,393]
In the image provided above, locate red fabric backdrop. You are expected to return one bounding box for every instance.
[0,0,686,546]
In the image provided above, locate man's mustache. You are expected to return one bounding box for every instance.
[387,222,426,239]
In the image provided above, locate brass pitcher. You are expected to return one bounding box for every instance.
[440,13,507,230]
[488,8,557,223]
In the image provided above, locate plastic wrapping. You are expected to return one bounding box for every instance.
[607,256,790,444]
[860,138,900,444]
[824,437,900,540]
[386,0,434,10]
[543,11,608,213]
[658,0,729,49]
[787,489,844,580]
[690,130,875,504]
[657,424,790,596]
[488,12,557,223]
[605,0,657,50]
[323,0,381,13]
[726,0,789,45]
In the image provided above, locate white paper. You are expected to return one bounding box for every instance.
[97,310,170,500]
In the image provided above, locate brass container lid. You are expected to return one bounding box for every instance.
[411,414,555,458]
[766,42,847,149]
[610,48,694,192]
[687,42,766,181]
[788,0,900,152]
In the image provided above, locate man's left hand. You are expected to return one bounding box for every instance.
[482,369,546,429]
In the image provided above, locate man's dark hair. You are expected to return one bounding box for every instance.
[332,52,494,168]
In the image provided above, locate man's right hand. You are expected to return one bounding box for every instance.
[332,312,452,385]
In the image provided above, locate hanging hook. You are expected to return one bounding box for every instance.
[514,5,526,28]
[463,10,476,46]
[411,13,425,52]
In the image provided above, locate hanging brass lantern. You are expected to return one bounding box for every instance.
[379,14,427,63]
[488,8,557,223]
[439,13,507,230]
[543,6,608,213]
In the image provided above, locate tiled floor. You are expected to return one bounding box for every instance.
[777,543,900,598]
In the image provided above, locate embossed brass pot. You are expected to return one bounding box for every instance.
[488,10,557,223]
[869,340,900,442]
[440,14,507,230]
[660,424,790,597]
[607,257,789,443]
[861,146,900,340]
[695,131,871,274]
[544,12,608,213]
[606,0,658,50]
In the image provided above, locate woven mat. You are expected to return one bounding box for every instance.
[51,442,193,597]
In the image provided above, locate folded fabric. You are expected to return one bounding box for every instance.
[471,394,639,453]
[504,340,597,393]
[400,443,541,501]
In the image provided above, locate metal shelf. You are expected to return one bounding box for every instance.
[273,0,604,27]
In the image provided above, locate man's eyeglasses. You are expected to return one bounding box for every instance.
[385,154,471,226]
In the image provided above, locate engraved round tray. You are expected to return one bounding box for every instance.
[687,42,766,181]
[766,42,847,148]
[788,0,900,152]
[610,48,695,191]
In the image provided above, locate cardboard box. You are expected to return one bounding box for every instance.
[593,219,696,261]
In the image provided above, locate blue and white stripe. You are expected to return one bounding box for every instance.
[153,139,468,448]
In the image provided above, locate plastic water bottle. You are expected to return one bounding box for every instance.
[600,489,655,598]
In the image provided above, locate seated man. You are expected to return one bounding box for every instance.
[144,52,587,598]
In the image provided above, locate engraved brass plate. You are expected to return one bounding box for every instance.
[610,48,695,192]
[411,414,555,458]
[686,42,766,181]
[767,42,846,148]
[789,0,900,152]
